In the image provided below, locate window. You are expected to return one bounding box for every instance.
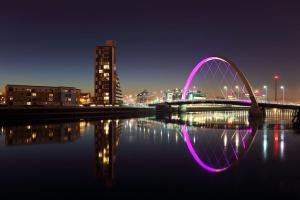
[49,93,53,97]
[32,93,37,97]
[99,69,103,73]
[104,73,109,77]
[26,102,32,105]
[104,96,109,100]
[103,64,110,69]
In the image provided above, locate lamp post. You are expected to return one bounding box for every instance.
[280,86,285,103]
[235,85,239,99]
[263,85,268,101]
[274,75,279,102]
[224,86,228,100]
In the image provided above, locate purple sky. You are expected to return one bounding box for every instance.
[0,0,300,101]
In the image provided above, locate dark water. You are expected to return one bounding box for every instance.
[0,111,300,199]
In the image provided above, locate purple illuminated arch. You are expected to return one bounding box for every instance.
[181,56,259,111]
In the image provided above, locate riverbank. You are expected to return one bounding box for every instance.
[0,106,155,121]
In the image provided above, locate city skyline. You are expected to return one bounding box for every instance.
[1,1,300,101]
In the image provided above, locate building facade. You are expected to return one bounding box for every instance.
[94,40,122,106]
[5,85,80,106]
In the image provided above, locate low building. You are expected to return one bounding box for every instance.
[79,92,92,105]
[5,84,81,106]
[0,92,5,105]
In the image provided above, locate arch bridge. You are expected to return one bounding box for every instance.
[150,56,300,125]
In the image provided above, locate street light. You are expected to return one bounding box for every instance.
[224,86,228,100]
[235,85,239,99]
[263,85,268,101]
[280,86,285,103]
[274,75,279,101]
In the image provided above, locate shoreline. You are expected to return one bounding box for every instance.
[0,106,155,122]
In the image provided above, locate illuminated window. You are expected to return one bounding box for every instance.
[104,96,109,100]
[26,89,31,92]
[99,69,103,73]
[103,64,110,69]
[49,93,53,97]
[104,73,109,77]
[32,93,37,96]
[105,92,109,96]
[9,97,13,101]
[26,102,32,105]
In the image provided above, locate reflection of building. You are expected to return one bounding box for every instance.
[94,40,122,106]
[5,122,82,145]
[94,120,122,186]
[5,85,81,106]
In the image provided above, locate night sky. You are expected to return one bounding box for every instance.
[1,1,300,101]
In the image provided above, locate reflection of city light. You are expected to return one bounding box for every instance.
[280,141,285,160]
[224,133,228,147]
[235,133,239,148]
[98,152,102,158]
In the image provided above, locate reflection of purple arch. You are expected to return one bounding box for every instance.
[181,125,229,173]
[181,56,259,112]
[181,125,254,173]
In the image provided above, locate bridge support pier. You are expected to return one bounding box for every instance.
[178,105,187,113]
[155,103,172,119]
[249,106,264,119]
[292,108,300,129]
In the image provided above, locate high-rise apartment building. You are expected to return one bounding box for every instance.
[94,40,122,106]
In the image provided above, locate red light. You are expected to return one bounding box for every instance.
[274,75,279,80]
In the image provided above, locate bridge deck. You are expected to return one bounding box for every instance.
[150,99,300,110]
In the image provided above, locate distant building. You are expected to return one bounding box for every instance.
[163,88,182,102]
[0,92,5,105]
[163,88,206,102]
[94,40,122,106]
[136,90,154,104]
[5,85,80,106]
[187,90,207,100]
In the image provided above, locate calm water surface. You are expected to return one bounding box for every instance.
[0,111,300,199]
